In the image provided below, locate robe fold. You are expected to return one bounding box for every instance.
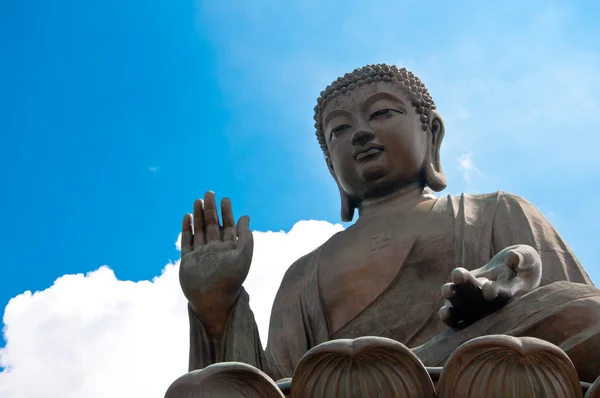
[187,191,600,382]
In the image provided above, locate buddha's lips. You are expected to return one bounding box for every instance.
[354,145,384,162]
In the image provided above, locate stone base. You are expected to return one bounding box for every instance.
[166,335,598,397]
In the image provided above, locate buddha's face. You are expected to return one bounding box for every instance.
[322,82,428,202]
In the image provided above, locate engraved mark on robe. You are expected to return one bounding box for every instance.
[371,231,392,251]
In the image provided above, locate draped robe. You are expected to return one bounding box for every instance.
[187,191,600,383]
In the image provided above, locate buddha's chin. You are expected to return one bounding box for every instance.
[359,163,388,182]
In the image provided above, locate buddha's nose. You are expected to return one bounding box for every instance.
[351,129,375,147]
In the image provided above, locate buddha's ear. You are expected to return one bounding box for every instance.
[327,158,356,222]
[424,110,448,192]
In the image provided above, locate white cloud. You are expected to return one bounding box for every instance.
[148,166,159,173]
[248,221,344,345]
[0,220,343,398]
[457,151,484,184]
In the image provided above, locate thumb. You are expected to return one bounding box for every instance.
[504,246,542,286]
[504,249,523,272]
[235,216,253,254]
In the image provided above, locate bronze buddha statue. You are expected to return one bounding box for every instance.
[169,64,600,397]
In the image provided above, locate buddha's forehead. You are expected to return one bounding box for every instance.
[321,81,409,118]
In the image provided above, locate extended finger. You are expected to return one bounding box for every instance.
[441,283,475,326]
[439,304,463,329]
[221,198,236,242]
[442,282,472,317]
[193,199,205,249]
[235,216,253,256]
[441,282,463,307]
[204,191,221,242]
[450,268,490,315]
[181,213,193,256]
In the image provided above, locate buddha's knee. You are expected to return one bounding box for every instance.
[554,296,600,382]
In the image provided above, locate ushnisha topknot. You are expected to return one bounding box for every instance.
[314,64,436,161]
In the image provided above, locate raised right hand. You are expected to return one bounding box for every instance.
[179,191,254,338]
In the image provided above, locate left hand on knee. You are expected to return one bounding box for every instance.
[438,245,542,328]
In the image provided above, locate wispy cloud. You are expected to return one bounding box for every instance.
[148,166,159,173]
[458,152,484,184]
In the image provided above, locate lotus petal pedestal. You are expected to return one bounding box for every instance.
[164,362,284,398]
[291,336,435,397]
[165,335,597,397]
[586,376,600,398]
[437,335,583,398]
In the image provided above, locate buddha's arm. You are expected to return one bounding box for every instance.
[187,254,312,381]
[187,288,262,370]
[439,193,593,329]
[262,252,319,380]
[492,192,593,285]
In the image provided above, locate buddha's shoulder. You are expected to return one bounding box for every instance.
[438,191,541,221]
[442,190,533,207]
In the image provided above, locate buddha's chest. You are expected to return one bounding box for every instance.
[318,212,447,335]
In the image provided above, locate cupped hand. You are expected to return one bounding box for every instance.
[179,191,253,337]
[438,245,542,328]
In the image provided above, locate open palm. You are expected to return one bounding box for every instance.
[179,191,253,337]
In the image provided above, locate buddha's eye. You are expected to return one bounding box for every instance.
[330,124,350,138]
[369,108,399,120]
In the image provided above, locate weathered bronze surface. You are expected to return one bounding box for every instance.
[169,64,600,397]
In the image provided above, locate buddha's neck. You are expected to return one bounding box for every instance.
[357,181,435,219]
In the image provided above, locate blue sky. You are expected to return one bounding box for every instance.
[1,1,600,395]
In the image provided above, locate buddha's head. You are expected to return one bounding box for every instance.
[314,64,447,221]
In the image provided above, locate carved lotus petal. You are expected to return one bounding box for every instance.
[437,335,582,398]
[585,375,600,398]
[164,362,284,398]
[290,336,435,398]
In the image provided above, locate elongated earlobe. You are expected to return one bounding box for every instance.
[327,159,356,222]
[424,110,447,192]
[340,188,355,222]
